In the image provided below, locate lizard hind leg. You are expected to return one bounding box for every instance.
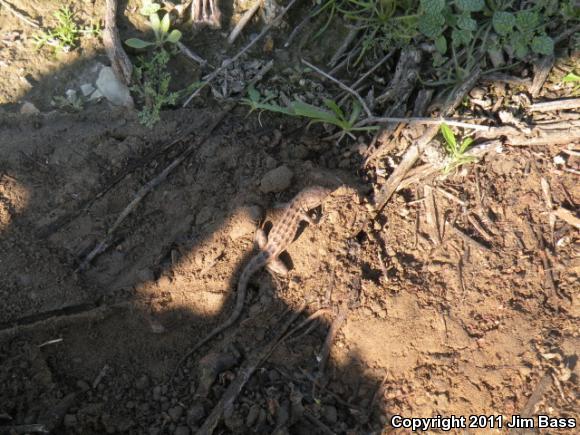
[266,258,289,276]
[255,228,268,249]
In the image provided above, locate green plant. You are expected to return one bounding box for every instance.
[439,123,477,173]
[131,50,179,128]
[417,0,561,74]
[34,6,100,52]
[125,1,182,49]
[242,85,378,138]
[562,71,580,96]
[313,0,418,64]
[124,1,183,128]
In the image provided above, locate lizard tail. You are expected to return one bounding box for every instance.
[172,252,268,379]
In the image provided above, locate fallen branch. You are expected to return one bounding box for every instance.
[103,0,133,85]
[183,0,300,106]
[529,98,580,112]
[477,119,580,146]
[357,116,492,131]
[36,120,203,239]
[77,107,232,270]
[197,303,306,435]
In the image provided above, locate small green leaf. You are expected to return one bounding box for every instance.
[420,0,445,15]
[418,13,445,38]
[563,72,580,83]
[348,101,362,125]
[460,137,474,153]
[514,42,529,59]
[140,1,160,16]
[247,85,260,102]
[323,99,344,119]
[515,10,539,31]
[440,123,456,150]
[492,11,516,36]
[531,35,554,55]
[452,28,472,46]
[149,13,161,35]
[125,38,155,49]
[160,12,170,34]
[457,14,477,31]
[435,35,447,54]
[456,0,484,12]
[166,29,182,44]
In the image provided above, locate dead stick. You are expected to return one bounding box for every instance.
[177,41,207,66]
[183,0,300,106]
[103,0,133,85]
[358,116,491,131]
[0,0,39,27]
[552,207,580,230]
[197,303,306,435]
[530,98,580,112]
[77,108,232,270]
[227,0,261,44]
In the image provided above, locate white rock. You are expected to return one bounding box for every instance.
[95,66,134,108]
[20,101,40,115]
[80,83,96,96]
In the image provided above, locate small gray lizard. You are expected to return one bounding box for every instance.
[172,185,332,378]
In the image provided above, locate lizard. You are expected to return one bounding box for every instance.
[171,185,332,380]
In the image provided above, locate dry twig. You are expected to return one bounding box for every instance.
[530,98,580,112]
[552,207,580,230]
[177,41,207,66]
[0,0,39,28]
[77,108,231,270]
[228,0,261,44]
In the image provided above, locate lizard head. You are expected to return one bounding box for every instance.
[298,185,332,210]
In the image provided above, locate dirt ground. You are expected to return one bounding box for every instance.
[1,0,579,434]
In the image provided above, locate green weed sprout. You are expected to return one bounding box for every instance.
[562,72,580,96]
[34,6,99,52]
[242,85,377,138]
[440,123,477,173]
[125,2,182,49]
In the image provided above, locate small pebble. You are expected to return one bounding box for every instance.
[20,101,40,115]
[260,165,293,193]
